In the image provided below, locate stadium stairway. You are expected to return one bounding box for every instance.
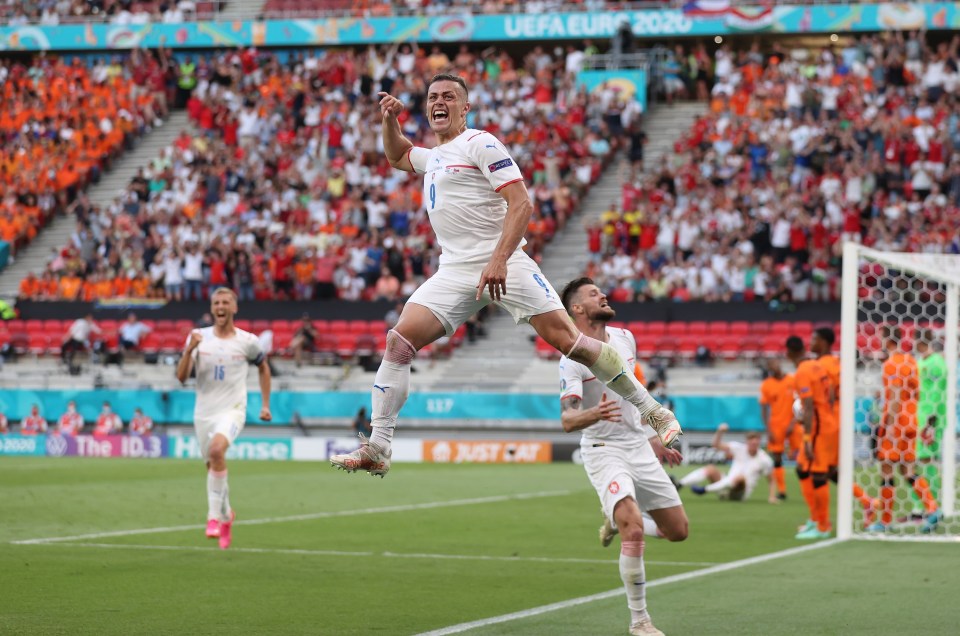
[407,102,709,393]
[0,111,191,301]
[218,0,264,19]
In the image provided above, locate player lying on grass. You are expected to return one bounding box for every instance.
[558,278,688,636]
[679,424,778,503]
[331,74,681,478]
[176,287,272,550]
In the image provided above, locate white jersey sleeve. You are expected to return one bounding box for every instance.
[559,356,586,402]
[408,146,430,174]
[464,133,524,193]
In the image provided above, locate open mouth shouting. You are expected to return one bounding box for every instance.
[431,108,449,124]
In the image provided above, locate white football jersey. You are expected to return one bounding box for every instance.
[727,441,774,492]
[559,327,652,445]
[189,327,263,420]
[408,129,526,266]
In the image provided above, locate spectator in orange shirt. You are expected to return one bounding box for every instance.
[18,272,40,300]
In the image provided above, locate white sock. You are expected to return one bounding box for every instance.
[368,360,410,451]
[680,467,709,486]
[207,469,230,522]
[642,513,662,539]
[568,335,660,417]
[705,475,735,493]
[620,540,648,624]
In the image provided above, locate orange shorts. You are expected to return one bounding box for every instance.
[876,435,916,464]
[768,426,804,456]
[797,433,838,474]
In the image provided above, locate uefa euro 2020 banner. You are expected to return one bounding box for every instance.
[0,3,957,51]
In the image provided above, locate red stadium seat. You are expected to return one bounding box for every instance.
[677,335,700,359]
[328,320,349,334]
[645,322,667,336]
[140,333,161,354]
[28,333,50,355]
[687,321,708,336]
[348,320,369,334]
[627,321,647,335]
[707,322,729,337]
[235,319,252,331]
[535,336,558,360]
[634,336,658,359]
[714,335,742,360]
[666,323,687,337]
[367,320,387,334]
[728,321,750,336]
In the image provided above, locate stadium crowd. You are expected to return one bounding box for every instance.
[18,44,619,302]
[0,400,154,436]
[587,33,960,305]
[0,1,220,24]
[0,51,169,262]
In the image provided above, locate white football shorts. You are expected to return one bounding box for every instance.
[407,250,564,336]
[582,440,682,528]
[194,410,245,459]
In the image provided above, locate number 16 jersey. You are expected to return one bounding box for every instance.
[188,327,264,420]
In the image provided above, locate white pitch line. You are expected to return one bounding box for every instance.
[34,542,716,568]
[10,490,571,545]
[415,539,842,636]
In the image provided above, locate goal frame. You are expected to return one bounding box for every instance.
[837,242,960,541]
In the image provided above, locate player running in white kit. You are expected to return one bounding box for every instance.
[331,74,681,477]
[559,278,689,636]
[176,288,272,549]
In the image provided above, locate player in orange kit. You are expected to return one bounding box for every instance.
[759,358,797,499]
[871,327,940,533]
[786,335,837,539]
[809,327,878,528]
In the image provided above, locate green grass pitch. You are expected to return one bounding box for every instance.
[1,458,957,635]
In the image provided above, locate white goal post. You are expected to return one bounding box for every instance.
[838,243,960,541]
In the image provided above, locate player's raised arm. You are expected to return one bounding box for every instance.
[560,392,621,433]
[378,92,416,172]
[176,330,202,385]
[712,422,733,458]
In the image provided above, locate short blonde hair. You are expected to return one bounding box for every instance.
[211,287,238,302]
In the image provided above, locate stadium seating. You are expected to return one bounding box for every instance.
[531,320,843,363]
[0,56,166,266]
[586,36,960,303]
[20,44,612,304]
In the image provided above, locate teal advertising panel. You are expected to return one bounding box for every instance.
[577,69,647,112]
[0,4,957,51]
[0,388,887,432]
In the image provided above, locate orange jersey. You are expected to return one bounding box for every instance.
[819,354,840,420]
[881,352,919,438]
[760,374,795,432]
[794,359,837,439]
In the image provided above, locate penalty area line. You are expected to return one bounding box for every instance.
[414,539,842,636]
[28,542,717,568]
[10,490,571,546]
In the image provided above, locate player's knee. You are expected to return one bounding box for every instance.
[663,518,689,542]
[384,330,417,365]
[208,444,227,464]
[618,519,644,543]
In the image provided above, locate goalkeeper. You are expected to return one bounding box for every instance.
[915,330,948,501]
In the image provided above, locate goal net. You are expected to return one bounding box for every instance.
[838,244,960,541]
